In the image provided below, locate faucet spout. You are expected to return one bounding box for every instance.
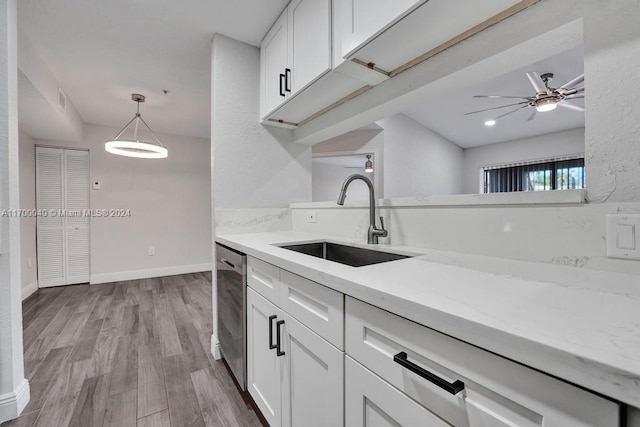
[336,174,387,244]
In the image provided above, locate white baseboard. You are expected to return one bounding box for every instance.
[211,333,222,360]
[21,281,38,301]
[90,263,212,285]
[0,379,30,424]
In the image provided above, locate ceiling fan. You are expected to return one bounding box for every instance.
[465,72,585,125]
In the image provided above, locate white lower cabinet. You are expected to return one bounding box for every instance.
[346,355,451,427]
[245,256,621,427]
[247,287,344,427]
[247,286,282,426]
[345,297,621,427]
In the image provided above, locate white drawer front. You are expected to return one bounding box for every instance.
[247,256,281,305]
[345,355,451,427]
[346,297,620,427]
[279,270,344,350]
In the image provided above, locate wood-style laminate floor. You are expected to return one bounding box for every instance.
[2,273,263,427]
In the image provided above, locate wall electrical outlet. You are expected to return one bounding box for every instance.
[606,214,640,260]
[148,246,156,256]
[307,211,317,223]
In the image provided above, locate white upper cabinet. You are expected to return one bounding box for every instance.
[340,0,528,74]
[260,9,290,118]
[260,0,332,120]
[338,0,426,59]
[288,0,332,94]
[259,0,537,129]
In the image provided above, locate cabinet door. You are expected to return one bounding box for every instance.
[63,149,90,285]
[338,0,425,58]
[288,0,331,94]
[260,8,289,117]
[346,297,621,427]
[247,288,281,427]
[247,256,281,305]
[280,311,343,427]
[345,356,451,427]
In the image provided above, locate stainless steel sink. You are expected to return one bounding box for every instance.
[279,242,412,267]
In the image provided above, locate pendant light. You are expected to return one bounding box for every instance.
[364,155,373,173]
[105,94,168,159]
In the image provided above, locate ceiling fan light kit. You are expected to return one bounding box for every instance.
[535,97,558,112]
[105,93,168,159]
[466,71,585,125]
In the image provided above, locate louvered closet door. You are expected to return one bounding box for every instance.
[64,149,90,284]
[36,147,66,287]
[36,147,90,287]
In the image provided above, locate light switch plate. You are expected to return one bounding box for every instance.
[93,181,101,190]
[606,214,640,259]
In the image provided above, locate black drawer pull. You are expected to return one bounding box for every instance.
[268,315,277,350]
[276,320,285,357]
[279,73,286,97]
[285,68,291,92]
[393,352,464,395]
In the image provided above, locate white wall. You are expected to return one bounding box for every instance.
[21,123,212,284]
[378,114,463,198]
[210,33,312,357]
[18,131,36,299]
[312,163,370,202]
[583,2,640,203]
[17,30,83,142]
[462,127,585,194]
[312,128,384,200]
[0,0,29,422]
[211,34,311,210]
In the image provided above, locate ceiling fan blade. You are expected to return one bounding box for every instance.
[473,95,532,99]
[526,110,537,122]
[464,101,529,116]
[491,104,531,121]
[564,94,584,99]
[558,101,585,112]
[560,86,584,96]
[526,72,548,94]
[559,73,584,90]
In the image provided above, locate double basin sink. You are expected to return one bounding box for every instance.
[278,241,413,267]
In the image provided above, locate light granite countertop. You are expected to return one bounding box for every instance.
[216,231,640,408]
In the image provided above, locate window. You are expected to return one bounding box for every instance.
[483,157,585,193]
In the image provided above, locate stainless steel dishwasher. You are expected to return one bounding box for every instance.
[216,243,247,390]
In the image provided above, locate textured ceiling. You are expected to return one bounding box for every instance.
[403,45,585,148]
[18,0,289,139]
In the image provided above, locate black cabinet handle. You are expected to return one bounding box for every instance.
[279,74,286,97]
[276,320,285,357]
[268,315,277,350]
[393,352,464,395]
[285,68,291,93]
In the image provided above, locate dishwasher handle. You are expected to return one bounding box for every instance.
[221,258,235,269]
[393,352,464,395]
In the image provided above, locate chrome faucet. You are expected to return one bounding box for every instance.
[337,174,388,244]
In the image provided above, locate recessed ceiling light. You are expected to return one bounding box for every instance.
[484,120,496,126]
